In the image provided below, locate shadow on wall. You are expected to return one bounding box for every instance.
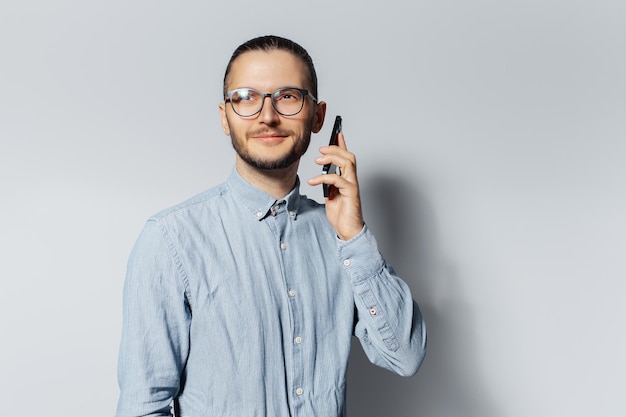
[346,173,498,417]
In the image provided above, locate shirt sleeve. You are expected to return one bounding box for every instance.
[337,224,427,377]
[115,219,192,417]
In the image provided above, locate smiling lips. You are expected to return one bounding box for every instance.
[250,130,291,144]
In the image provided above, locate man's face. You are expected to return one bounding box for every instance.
[219,49,325,171]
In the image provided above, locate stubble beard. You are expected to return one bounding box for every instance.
[229,128,312,171]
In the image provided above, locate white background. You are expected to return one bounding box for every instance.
[1,1,624,416]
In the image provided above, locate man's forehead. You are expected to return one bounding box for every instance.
[226,49,308,90]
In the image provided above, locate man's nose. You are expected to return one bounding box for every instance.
[258,95,280,123]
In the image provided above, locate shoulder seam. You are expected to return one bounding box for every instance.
[151,217,194,311]
[149,184,229,221]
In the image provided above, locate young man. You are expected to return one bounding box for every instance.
[115,35,426,417]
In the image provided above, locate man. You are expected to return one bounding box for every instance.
[116,35,426,417]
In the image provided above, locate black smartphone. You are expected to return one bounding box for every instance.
[322,115,342,198]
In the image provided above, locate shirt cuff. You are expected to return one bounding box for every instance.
[336,224,385,284]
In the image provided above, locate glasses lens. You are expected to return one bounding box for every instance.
[230,89,262,117]
[272,88,305,116]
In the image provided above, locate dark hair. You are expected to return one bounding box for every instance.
[223,35,318,99]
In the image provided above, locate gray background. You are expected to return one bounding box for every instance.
[1,1,624,416]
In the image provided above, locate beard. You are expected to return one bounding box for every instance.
[229,126,312,171]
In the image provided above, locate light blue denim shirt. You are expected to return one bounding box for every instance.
[116,168,426,417]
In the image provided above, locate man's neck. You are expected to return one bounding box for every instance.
[235,158,299,200]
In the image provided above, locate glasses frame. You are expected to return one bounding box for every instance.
[224,87,318,117]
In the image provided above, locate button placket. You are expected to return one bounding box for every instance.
[272,201,304,401]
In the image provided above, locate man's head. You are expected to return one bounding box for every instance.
[219,35,326,172]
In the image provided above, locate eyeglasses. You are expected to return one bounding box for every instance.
[225,87,317,117]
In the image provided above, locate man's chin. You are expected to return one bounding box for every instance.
[232,136,310,171]
[239,153,300,171]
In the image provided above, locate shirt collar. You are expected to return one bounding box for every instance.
[227,167,302,220]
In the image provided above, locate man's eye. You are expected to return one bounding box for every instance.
[233,90,258,102]
[276,90,301,101]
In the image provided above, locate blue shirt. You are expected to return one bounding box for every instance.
[116,168,426,417]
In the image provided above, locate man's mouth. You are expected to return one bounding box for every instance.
[250,130,291,143]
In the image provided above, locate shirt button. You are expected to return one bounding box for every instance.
[294,336,302,344]
[280,242,287,250]
[273,204,280,212]
[369,308,377,316]
[256,211,263,218]
[295,388,304,396]
[288,290,296,297]
[288,211,296,217]
[343,259,351,266]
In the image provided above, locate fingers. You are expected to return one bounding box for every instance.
[315,133,356,177]
[323,131,347,151]
[307,132,359,197]
[336,130,347,150]
[307,171,354,196]
[308,131,364,239]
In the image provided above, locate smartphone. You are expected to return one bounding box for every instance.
[322,115,342,198]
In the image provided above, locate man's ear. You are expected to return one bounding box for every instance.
[218,103,231,136]
[311,100,327,133]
